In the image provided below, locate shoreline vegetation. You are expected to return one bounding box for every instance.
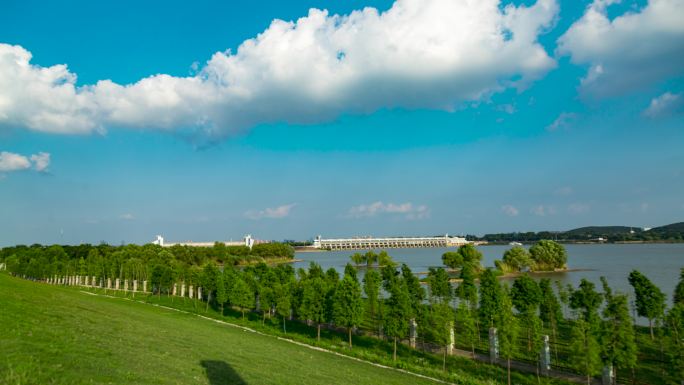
[2,239,684,384]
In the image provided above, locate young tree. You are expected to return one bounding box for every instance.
[628,270,666,339]
[429,302,454,370]
[555,280,571,319]
[333,274,364,348]
[276,282,291,333]
[427,267,451,304]
[457,263,478,308]
[300,277,327,341]
[665,303,684,383]
[599,277,637,385]
[215,272,228,315]
[202,262,221,312]
[456,301,478,358]
[674,268,684,306]
[570,278,603,323]
[497,287,519,385]
[401,264,425,316]
[231,276,254,320]
[510,274,542,314]
[539,278,562,359]
[363,269,381,324]
[344,263,358,282]
[383,272,411,361]
[479,268,503,329]
[569,318,602,385]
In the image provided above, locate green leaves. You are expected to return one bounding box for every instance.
[628,270,666,338]
[529,240,567,271]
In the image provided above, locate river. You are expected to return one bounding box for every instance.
[295,243,683,309]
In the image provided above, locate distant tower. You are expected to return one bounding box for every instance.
[152,235,164,247]
[244,234,254,249]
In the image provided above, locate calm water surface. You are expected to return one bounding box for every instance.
[295,243,684,304]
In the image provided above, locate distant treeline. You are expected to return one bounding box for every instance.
[465,222,684,243]
[0,242,295,284]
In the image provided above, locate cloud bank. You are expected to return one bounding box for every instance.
[0,0,558,140]
[558,0,684,97]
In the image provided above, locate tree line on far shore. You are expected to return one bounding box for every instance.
[2,240,683,385]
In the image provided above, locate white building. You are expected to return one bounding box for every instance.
[151,234,258,249]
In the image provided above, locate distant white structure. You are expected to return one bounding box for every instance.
[151,234,261,249]
[312,234,469,251]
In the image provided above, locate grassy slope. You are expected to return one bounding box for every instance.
[0,274,441,385]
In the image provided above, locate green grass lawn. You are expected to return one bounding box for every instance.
[0,274,444,385]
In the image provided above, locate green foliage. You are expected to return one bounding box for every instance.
[382,271,411,360]
[675,268,684,306]
[569,318,602,384]
[344,263,358,281]
[350,252,364,266]
[628,270,666,337]
[231,276,254,318]
[301,277,327,326]
[333,273,364,347]
[569,279,602,323]
[378,251,396,267]
[599,277,637,376]
[672,267,684,304]
[539,279,562,328]
[510,274,541,314]
[401,264,425,317]
[363,269,381,320]
[529,240,567,271]
[457,263,477,307]
[250,243,295,259]
[665,303,684,382]
[478,268,503,328]
[442,244,483,271]
[215,272,228,313]
[501,246,532,273]
[427,267,451,303]
[441,251,463,270]
[455,301,478,356]
[497,287,519,362]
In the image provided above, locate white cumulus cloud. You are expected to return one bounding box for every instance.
[348,201,429,220]
[557,0,684,97]
[30,152,50,172]
[0,0,558,140]
[530,205,556,216]
[642,92,684,118]
[0,150,51,176]
[0,151,31,172]
[245,203,296,220]
[501,205,519,216]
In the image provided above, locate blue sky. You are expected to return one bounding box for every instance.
[0,0,683,245]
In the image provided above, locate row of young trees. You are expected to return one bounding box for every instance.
[0,242,295,290]
[3,243,683,384]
